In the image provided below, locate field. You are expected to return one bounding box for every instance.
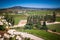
[15,28,60,40]
[2,10,60,40]
[23,30,60,40]
[14,15,60,25]
[10,11,60,33]
[12,10,60,25]
[47,24,60,33]
[27,10,53,15]
[13,15,27,24]
[56,16,60,22]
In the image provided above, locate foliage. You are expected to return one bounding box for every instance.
[47,24,60,33]
[4,14,15,26]
[41,21,48,31]
[0,25,5,31]
[24,37,30,40]
[25,24,33,29]
[26,15,42,29]
[23,29,60,40]
[35,22,41,29]
[52,12,56,22]
[44,15,53,22]
[56,16,60,22]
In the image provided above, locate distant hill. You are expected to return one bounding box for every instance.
[0,6,60,10]
[4,6,60,10]
[0,6,60,14]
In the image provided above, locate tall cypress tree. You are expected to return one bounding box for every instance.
[42,21,48,31]
[52,12,56,22]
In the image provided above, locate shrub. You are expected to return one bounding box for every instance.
[24,37,30,40]
[52,29,56,32]
[0,25,5,31]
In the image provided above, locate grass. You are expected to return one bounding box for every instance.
[3,14,26,25]
[14,16,27,25]
[47,24,60,33]
[15,29,60,40]
[24,30,60,40]
[1,11,60,40]
[13,13,60,25]
[27,10,53,15]
[56,16,60,22]
[3,14,27,25]
[10,14,60,40]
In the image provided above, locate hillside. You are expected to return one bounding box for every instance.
[0,6,60,14]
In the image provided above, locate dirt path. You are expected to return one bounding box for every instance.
[17,20,60,35]
[18,20,27,27]
[46,22,60,25]
[11,20,27,28]
[12,20,60,28]
[11,20,60,35]
[48,30,60,35]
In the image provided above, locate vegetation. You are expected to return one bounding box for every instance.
[15,29,60,40]
[24,37,30,40]
[52,12,56,22]
[3,14,27,25]
[0,10,60,40]
[27,10,53,15]
[4,14,15,26]
[14,15,27,25]
[23,29,60,40]
[41,21,48,31]
[47,24,60,33]
[0,25,5,31]
[56,16,60,22]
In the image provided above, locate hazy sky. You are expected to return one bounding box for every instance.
[0,0,60,9]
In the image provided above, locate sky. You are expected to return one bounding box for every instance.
[0,0,60,9]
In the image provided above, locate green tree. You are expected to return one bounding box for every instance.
[52,11,56,22]
[10,17,15,26]
[35,20,41,29]
[42,21,48,31]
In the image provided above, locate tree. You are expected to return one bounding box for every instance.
[44,15,53,22]
[41,21,48,31]
[10,17,15,26]
[52,12,56,22]
[35,24,41,29]
[4,13,9,22]
[35,19,41,29]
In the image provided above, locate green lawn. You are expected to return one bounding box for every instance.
[24,30,60,40]
[27,10,53,15]
[15,29,60,40]
[56,16,60,22]
[47,24,60,33]
[5,15,27,25]
[2,14,27,24]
